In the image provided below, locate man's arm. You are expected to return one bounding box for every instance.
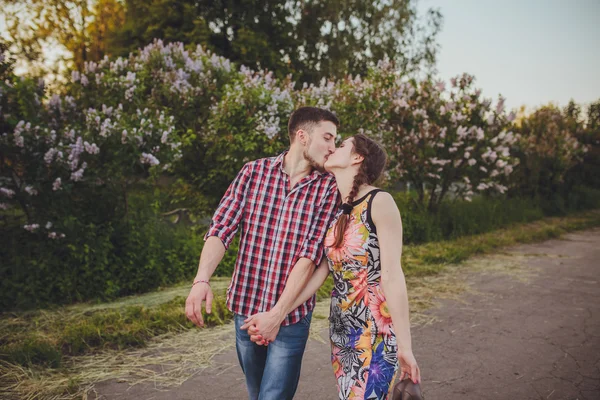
[185,163,252,327]
[185,236,226,327]
[241,257,314,341]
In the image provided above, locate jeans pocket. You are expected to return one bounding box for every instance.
[298,312,312,327]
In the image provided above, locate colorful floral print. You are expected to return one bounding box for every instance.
[324,190,399,400]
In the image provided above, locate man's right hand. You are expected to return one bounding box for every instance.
[185,282,213,327]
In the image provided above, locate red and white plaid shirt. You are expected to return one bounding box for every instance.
[205,152,339,325]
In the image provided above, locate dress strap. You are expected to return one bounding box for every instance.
[366,189,385,234]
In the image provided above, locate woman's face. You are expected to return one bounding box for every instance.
[324,137,359,172]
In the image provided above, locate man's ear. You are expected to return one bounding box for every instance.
[297,129,308,145]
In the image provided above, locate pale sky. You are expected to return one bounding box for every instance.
[418,0,600,112]
[2,1,599,113]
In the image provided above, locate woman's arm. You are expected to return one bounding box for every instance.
[371,192,420,383]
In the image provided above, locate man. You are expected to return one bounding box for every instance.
[185,106,340,400]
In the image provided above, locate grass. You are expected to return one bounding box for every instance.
[0,209,599,399]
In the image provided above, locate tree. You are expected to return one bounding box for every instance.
[587,99,600,131]
[102,0,442,83]
[0,0,125,75]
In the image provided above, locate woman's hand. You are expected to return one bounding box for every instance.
[398,349,421,384]
[241,311,282,344]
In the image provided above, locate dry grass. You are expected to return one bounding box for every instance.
[1,210,599,399]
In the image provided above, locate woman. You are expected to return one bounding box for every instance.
[254,134,420,399]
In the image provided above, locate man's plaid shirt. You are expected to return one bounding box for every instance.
[205,152,339,326]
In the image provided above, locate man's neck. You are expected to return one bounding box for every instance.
[283,147,312,181]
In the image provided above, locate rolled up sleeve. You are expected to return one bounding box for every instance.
[204,163,252,249]
[297,180,339,265]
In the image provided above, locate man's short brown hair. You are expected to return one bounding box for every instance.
[288,107,339,143]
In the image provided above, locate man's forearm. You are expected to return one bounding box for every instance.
[195,236,226,281]
[270,257,315,322]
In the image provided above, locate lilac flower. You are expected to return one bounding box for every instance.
[45,221,53,229]
[69,137,84,170]
[468,159,477,166]
[25,186,38,196]
[80,74,89,86]
[44,148,58,165]
[496,96,505,114]
[457,126,468,138]
[24,224,40,232]
[0,203,9,210]
[84,141,100,154]
[495,184,507,194]
[53,178,62,191]
[71,162,87,181]
[49,94,61,110]
[1,188,15,198]
[71,70,80,82]
[140,153,160,166]
[159,131,169,144]
[475,127,485,140]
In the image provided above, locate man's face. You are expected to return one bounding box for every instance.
[302,121,337,172]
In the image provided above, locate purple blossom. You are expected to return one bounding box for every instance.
[1,187,15,198]
[53,178,62,191]
[140,153,160,166]
[25,186,38,196]
[24,224,40,232]
[71,162,87,181]
[84,141,100,154]
[69,137,84,170]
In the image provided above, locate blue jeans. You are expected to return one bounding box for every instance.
[234,312,312,400]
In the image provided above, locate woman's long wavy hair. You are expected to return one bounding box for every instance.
[330,134,388,248]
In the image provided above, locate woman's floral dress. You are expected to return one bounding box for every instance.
[324,189,398,400]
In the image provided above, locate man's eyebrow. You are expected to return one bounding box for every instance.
[324,132,336,139]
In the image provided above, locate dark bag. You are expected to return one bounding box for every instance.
[391,378,423,400]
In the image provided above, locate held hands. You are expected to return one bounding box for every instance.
[240,311,282,346]
[398,349,421,384]
[185,281,213,327]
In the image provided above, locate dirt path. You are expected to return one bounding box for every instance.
[94,229,600,400]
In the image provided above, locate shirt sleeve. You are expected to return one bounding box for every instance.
[204,163,252,249]
[297,178,340,266]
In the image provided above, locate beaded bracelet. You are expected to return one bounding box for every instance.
[192,279,210,287]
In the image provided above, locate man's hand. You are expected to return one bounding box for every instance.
[241,311,282,343]
[185,282,213,327]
